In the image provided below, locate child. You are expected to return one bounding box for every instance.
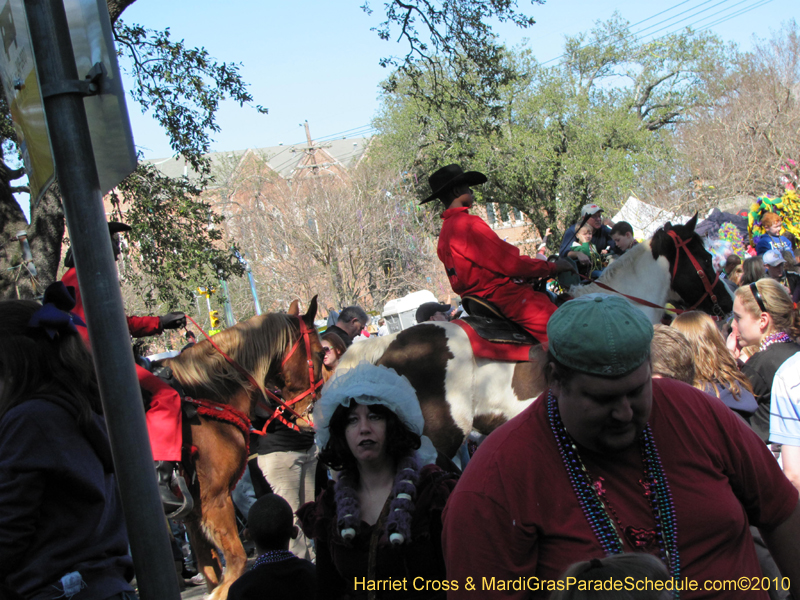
[755,212,793,255]
[571,224,604,277]
[609,221,638,254]
[551,553,672,600]
[227,494,315,600]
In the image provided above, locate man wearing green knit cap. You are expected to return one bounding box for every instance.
[442,294,800,599]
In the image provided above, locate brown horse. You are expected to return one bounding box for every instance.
[163,298,323,599]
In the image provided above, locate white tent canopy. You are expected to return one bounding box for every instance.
[611,196,691,239]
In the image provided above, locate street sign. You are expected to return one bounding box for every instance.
[0,0,136,207]
[64,0,136,194]
[0,0,54,206]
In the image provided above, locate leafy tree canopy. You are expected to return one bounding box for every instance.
[374,14,734,241]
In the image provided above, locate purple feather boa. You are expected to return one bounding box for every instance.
[334,454,421,546]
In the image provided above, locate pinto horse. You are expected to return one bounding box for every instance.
[334,214,732,460]
[163,298,323,599]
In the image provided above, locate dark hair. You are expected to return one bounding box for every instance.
[740,256,765,286]
[723,254,742,276]
[338,306,368,326]
[609,221,634,237]
[318,402,421,479]
[247,493,295,550]
[552,553,671,600]
[0,300,101,425]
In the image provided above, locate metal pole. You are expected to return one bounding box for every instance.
[247,269,262,315]
[24,1,180,598]
[219,275,235,326]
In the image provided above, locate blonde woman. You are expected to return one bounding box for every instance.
[671,311,757,422]
[733,278,800,442]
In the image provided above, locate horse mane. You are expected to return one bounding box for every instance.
[166,313,297,401]
[570,240,662,297]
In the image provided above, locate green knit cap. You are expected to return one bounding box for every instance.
[547,294,653,376]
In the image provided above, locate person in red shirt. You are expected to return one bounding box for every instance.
[61,221,188,514]
[421,164,574,343]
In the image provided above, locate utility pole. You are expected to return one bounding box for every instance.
[303,119,318,174]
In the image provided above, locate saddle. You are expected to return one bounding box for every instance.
[459,296,537,345]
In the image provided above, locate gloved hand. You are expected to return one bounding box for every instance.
[159,312,186,330]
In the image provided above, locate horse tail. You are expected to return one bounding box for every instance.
[335,333,398,374]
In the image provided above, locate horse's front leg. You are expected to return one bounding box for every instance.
[202,493,247,600]
[184,517,222,592]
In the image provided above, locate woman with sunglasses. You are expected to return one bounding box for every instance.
[733,278,800,443]
[321,332,347,383]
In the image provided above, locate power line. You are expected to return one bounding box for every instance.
[697,0,774,31]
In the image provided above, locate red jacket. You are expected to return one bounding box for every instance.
[61,268,163,344]
[437,207,556,297]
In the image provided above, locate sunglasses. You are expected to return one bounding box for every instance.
[749,282,768,314]
[322,347,333,354]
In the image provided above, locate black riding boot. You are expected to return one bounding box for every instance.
[155,461,184,513]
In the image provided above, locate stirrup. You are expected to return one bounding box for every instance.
[166,473,194,520]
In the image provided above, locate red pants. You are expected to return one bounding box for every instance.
[136,365,183,462]
[486,283,556,344]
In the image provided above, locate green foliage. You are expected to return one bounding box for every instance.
[366,0,542,111]
[113,21,267,174]
[108,162,243,310]
[374,14,732,238]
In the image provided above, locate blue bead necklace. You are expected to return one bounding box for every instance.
[547,391,681,598]
[252,549,294,569]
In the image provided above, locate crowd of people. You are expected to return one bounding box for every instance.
[4,162,800,600]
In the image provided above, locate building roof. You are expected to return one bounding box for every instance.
[144,137,371,182]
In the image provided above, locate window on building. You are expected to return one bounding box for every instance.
[486,203,497,225]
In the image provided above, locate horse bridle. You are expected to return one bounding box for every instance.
[666,230,725,318]
[186,315,322,434]
[259,318,323,433]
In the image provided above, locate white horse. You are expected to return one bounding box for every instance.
[332,216,733,459]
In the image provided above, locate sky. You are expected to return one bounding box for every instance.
[119,0,799,161]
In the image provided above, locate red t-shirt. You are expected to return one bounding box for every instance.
[442,378,798,599]
[437,207,556,298]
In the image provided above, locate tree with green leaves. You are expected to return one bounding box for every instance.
[0,0,545,304]
[374,14,734,244]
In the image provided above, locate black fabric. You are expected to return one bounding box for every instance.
[0,396,133,599]
[742,342,800,443]
[324,324,352,348]
[227,556,315,600]
[257,419,315,454]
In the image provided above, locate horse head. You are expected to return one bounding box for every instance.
[270,295,324,430]
[651,213,733,317]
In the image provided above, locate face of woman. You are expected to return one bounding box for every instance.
[322,341,338,368]
[345,403,388,465]
[732,295,767,347]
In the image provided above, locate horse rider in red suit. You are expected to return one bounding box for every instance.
[61,221,188,514]
[423,164,575,344]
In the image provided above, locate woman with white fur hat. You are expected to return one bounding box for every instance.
[299,363,457,599]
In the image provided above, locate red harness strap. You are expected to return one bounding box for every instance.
[259,319,323,433]
[667,230,723,315]
[185,315,312,430]
[184,396,251,487]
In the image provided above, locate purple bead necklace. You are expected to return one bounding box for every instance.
[547,391,681,598]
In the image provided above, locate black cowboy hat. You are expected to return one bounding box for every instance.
[420,164,487,204]
[63,221,132,268]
